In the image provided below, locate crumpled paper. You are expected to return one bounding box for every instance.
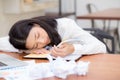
[47,54,90,79]
[29,55,90,79]
[29,63,54,79]
[49,57,77,79]
[0,55,90,80]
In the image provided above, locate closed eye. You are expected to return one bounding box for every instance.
[35,32,40,48]
[32,32,38,49]
[34,32,40,49]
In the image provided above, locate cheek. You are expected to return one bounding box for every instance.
[41,31,49,42]
[26,35,35,49]
[26,40,33,49]
[37,44,45,49]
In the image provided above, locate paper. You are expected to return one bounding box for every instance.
[75,61,90,75]
[29,63,54,79]
[27,55,90,79]
[47,55,90,79]
[49,57,77,79]
[0,66,31,80]
[23,53,49,59]
[0,60,35,80]
[0,55,90,80]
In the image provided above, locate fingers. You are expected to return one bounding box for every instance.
[50,45,65,57]
[39,49,50,54]
[50,47,58,57]
[50,43,74,58]
[53,45,63,52]
[51,45,58,55]
[32,50,43,54]
[32,49,50,54]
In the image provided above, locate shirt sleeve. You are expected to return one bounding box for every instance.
[57,18,107,56]
[0,36,19,52]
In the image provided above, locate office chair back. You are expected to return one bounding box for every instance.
[83,28,115,53]
[87,4,120,52]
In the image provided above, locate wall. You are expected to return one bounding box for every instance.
[61,0,120,28]
[1,0,119,37]
[0,0,44,37]
[76,0,120,29]
[0,0,120,51]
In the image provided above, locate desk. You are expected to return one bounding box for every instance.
[77,8,120,29]
[0,52,120,80]
[77,8,120,20]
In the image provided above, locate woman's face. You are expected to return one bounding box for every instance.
[26,24,51,49]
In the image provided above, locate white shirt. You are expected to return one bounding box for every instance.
[55,18,106,60]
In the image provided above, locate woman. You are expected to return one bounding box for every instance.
[9,16,106,60]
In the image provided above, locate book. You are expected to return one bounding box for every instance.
[23,53,49,59]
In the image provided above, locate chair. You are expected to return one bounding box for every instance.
[83,28,115,53]
[86,3,106,30]
[86,3,119,53]
[115,26,120,52]
[118,27,120,49]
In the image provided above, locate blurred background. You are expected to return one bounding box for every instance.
[0,0,120,52]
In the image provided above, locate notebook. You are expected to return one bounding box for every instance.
[0,54,28,70]
[23,53,49,59]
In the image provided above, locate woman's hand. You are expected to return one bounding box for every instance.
[50,43,74,57]
[25,48,50,54]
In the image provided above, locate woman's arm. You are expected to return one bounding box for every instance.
[56,18,107,56]
[0,36,19,52]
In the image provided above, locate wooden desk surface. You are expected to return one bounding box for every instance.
[0,52,120,80]
[77,8,120,20]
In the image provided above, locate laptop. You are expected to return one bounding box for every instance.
[0,54,28,70]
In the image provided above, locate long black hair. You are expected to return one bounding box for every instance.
[9,16,61,50]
